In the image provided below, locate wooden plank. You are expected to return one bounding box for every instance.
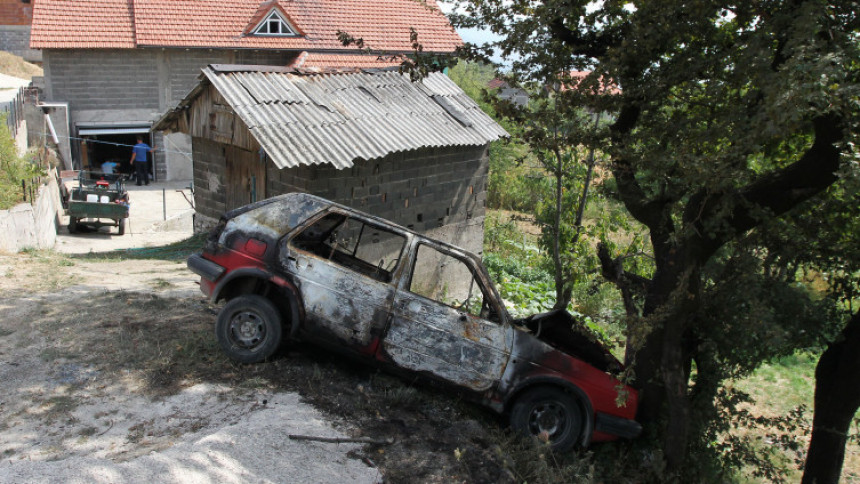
[225,145,266,210]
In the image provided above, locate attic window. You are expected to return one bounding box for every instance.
[253,11,298,36]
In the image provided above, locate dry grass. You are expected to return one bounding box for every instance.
[0,51,43,80]
[733,353,860,482]
[0,249,76,294]
[31,292,222,395]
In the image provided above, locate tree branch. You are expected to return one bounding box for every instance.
[597,242,650,317]
[608,104,661,226]
[688,114,844,254]
[547,18,618,59]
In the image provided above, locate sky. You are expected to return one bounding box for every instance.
[437,2,508,65]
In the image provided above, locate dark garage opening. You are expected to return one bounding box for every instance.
[77,127,153,181]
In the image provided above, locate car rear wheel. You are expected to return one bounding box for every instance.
[510,387,584,452]
[216,294,283,364]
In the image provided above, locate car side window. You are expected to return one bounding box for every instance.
[408,244,500,323]
[291,213,406,283]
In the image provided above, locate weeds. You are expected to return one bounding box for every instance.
[40,395,79,424]
[491,430,595,483]
[149,278,174,289]
[0,115,45,210]
[73,233,207,262]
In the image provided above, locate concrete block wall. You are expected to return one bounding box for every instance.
[267,145,490,253]
[192,143,490,254]
[44,50,160,112]
[0,26,40,62]
[164,50,232,108]
[42,48,297,181]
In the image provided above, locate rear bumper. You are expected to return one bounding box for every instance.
[595,412,642,439]
[187,253,225,283]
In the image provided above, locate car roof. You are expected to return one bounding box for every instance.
[228,192,484,263]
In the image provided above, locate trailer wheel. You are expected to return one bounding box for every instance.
[118,218,126,235]
[68,217,78,233]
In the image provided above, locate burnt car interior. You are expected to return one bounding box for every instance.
[408,243,502,323]
[291,212,406,283]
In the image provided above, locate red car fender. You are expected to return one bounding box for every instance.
[211,266,305,339]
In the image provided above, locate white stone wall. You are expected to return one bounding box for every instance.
[0,176,62,253]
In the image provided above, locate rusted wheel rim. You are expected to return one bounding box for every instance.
[527,402,567,439]
[229,310,266,348]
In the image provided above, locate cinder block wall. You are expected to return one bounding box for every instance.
[45,50,161,112]
[0,26,39,61]
[269,144,487,227]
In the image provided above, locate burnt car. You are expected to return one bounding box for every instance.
[188,193,640,450]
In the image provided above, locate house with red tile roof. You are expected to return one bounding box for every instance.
[29,0,461,181]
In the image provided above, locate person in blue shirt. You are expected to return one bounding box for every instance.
[101,160,118,174]
[130,137,154,186]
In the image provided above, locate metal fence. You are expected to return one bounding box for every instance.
[2,87,25,138]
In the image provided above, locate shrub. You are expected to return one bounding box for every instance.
[0,114,43,210]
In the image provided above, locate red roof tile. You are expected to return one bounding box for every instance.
[30,0,462,53]
[557,71,621,95]
[287,52,405,69]
[31,0,136,49]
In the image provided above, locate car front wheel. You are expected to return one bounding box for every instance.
[509,387,585,452]
[216,294,283,364]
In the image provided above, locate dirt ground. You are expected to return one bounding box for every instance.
[0,249,520,483]
[0,180,526,484]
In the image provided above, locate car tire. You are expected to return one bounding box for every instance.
[510,387,584,452]
[68,217,78,233]
[117,218,126,236]
[216,294,283,364]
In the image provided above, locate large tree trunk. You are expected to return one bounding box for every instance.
[630,232,702,470]
[802,310,860,484]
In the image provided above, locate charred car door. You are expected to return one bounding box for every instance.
[383,242,513,392]
[282,211,406,352]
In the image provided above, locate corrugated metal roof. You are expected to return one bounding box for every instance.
[156,65,508,170]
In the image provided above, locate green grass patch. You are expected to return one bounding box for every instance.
[72,233,208,262]
[734,351,817,415]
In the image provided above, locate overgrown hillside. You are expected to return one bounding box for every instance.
[0,51,42,80]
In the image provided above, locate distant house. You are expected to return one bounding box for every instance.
[29,0,461,181]
[154,65,508,253]
[0,0,40,63]
[488,78,529,107]
[553,71,621,96]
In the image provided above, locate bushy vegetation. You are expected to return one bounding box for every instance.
[448,55,859,481]
[0,115,43,210]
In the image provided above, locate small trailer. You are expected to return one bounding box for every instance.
[66,172,130,235]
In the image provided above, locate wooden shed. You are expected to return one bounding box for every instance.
[154,64,507,253]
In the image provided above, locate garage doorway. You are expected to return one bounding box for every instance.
[77,126,152,181]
